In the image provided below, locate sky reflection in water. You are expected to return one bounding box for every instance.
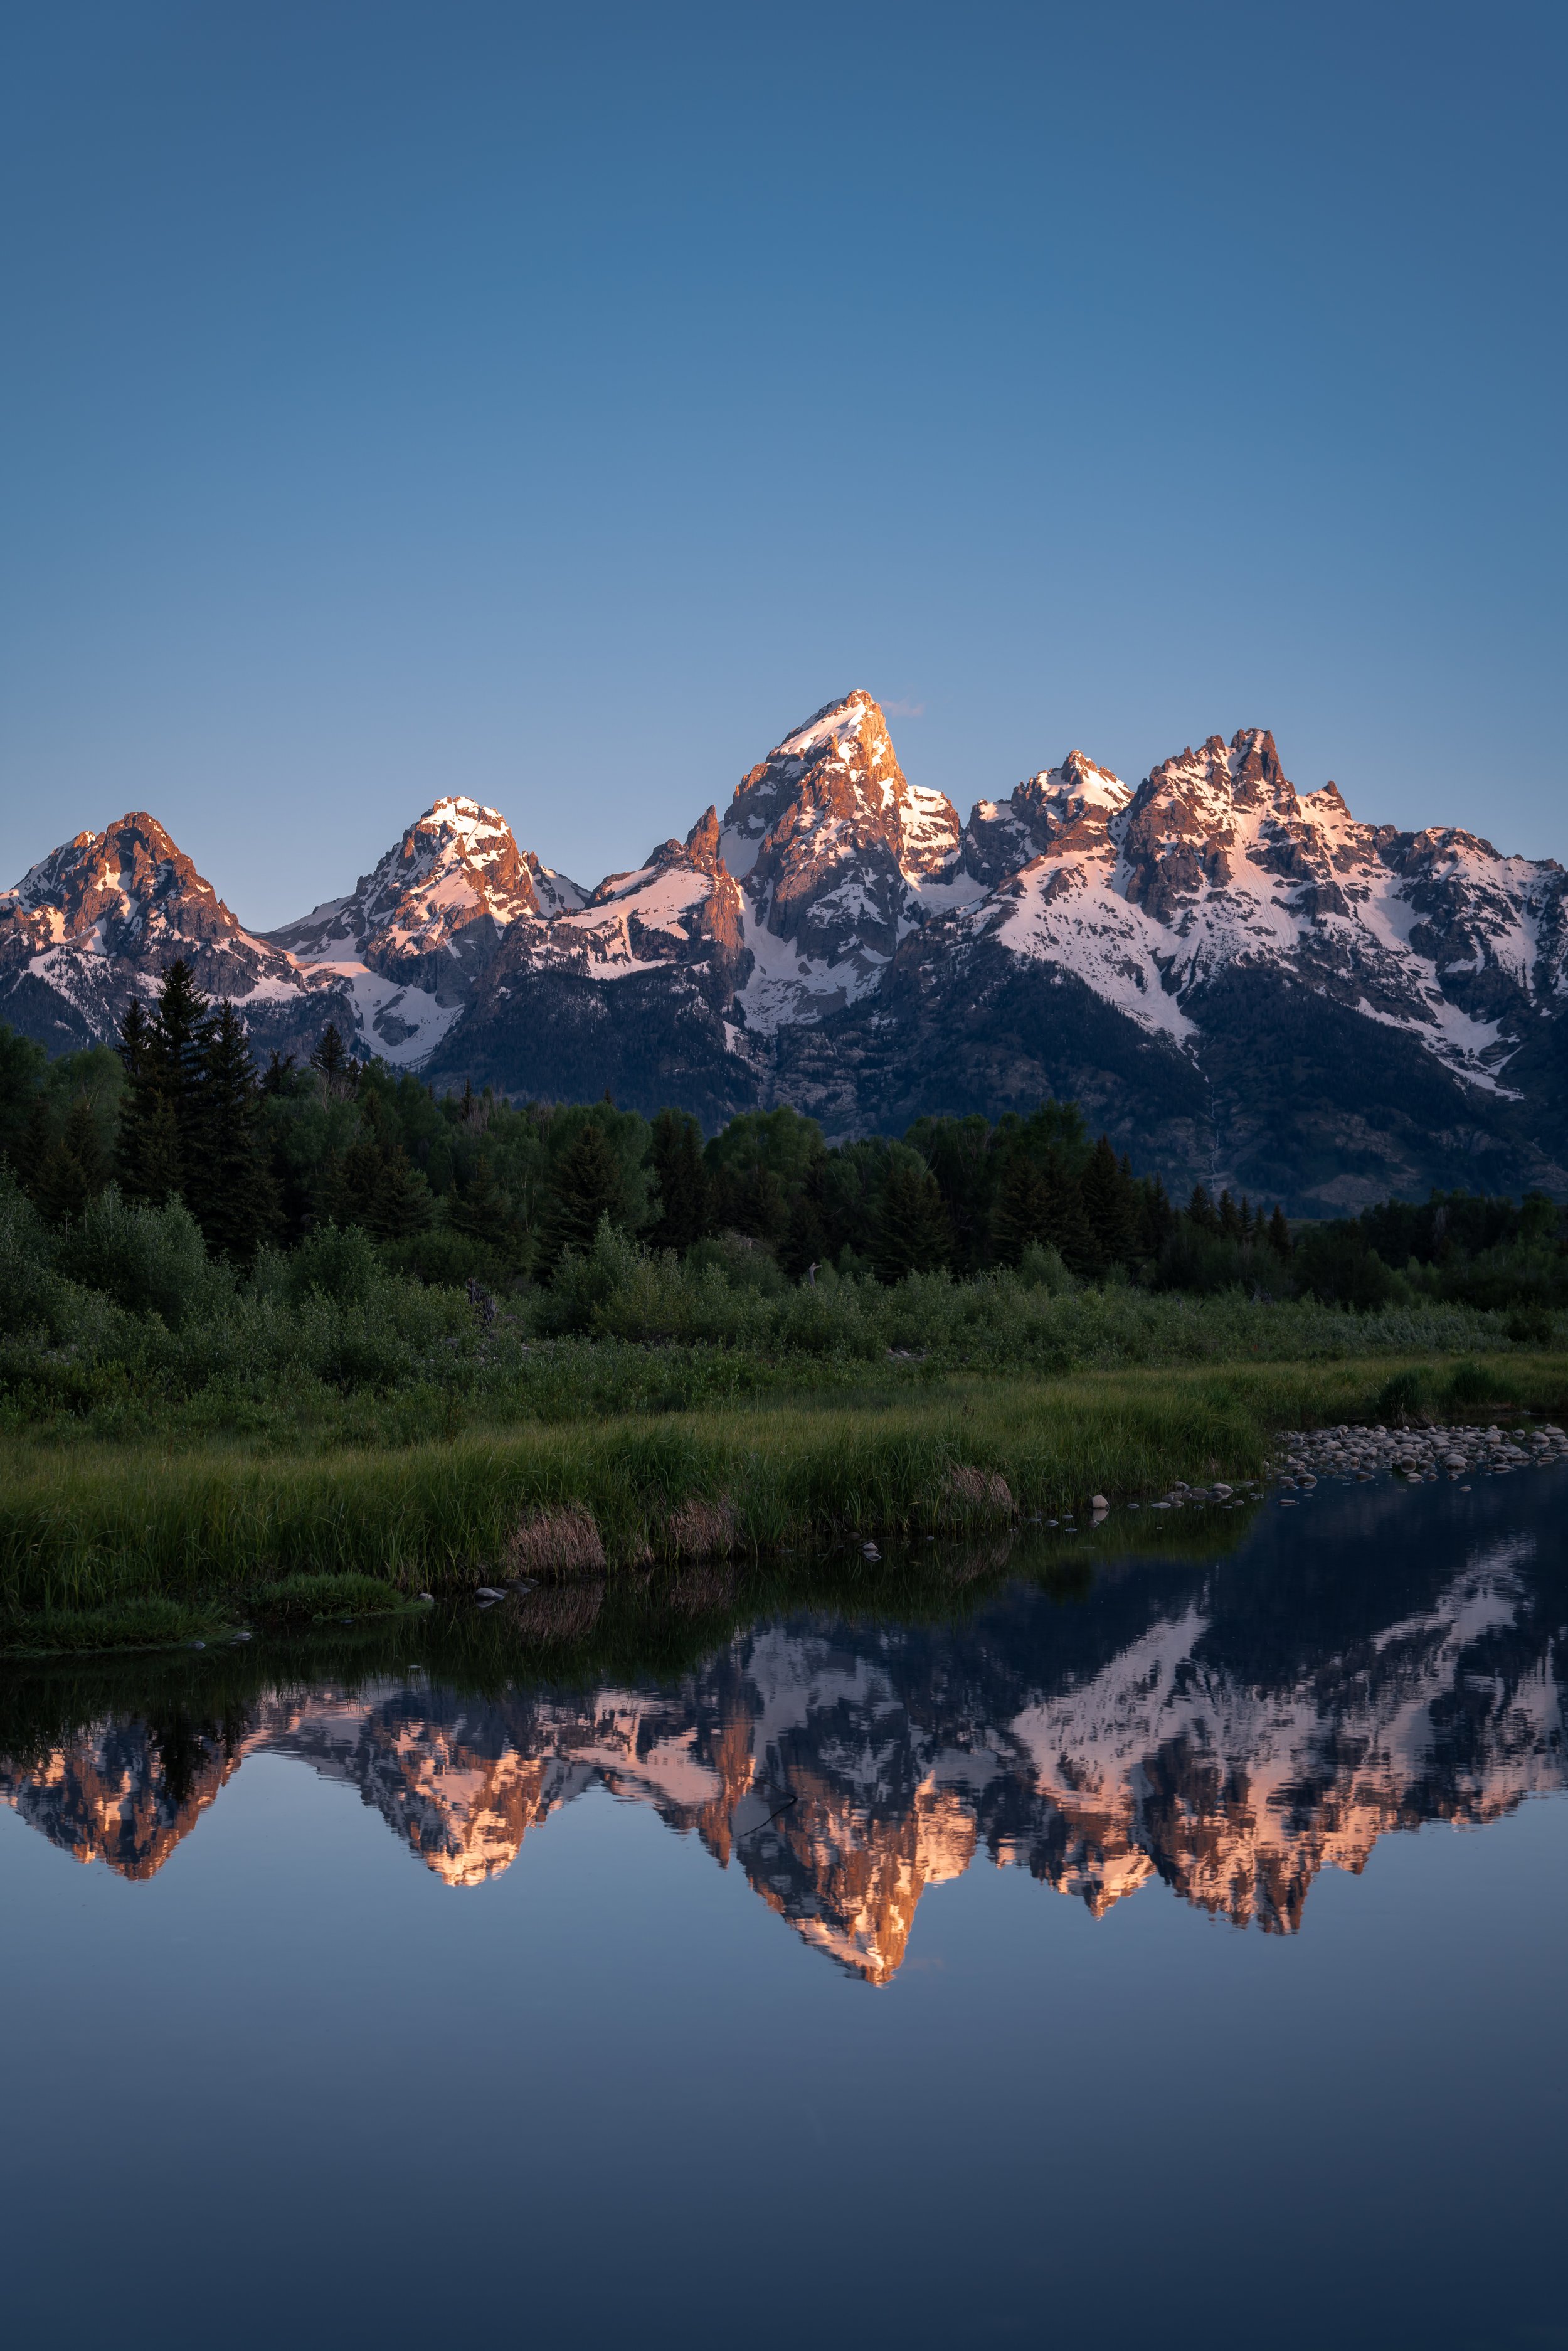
[3,1469,1566,2351]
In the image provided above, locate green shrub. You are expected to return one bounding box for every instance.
[285,1221,378,1307]
[1374,1367,1428,1423]
[53,1189,229,1327]
[1446,1360,1498,1408]
[0,1176,60,1337]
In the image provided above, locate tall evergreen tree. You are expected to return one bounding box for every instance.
[311,1023,349,1078]
[539,1122,627,1269]
[192,1004,280,1261]
[991,1152,1054,1266]
[368,1146,434,1240]
[648,1107,711,1252]
[731,1162,790,1246]
[115,962,215,1206]
[1187,1182,1219,1234]
[1268,1204,1293,1256]
[447,1154,519,1255]
[116,997,173,1201]
[1218,1189,1243,1241]
[1081,1135,1139,1266]
[873,1161,951,1283]
[156,961,216,1172]
[1140,1174,1177,1255]
[1040,1149,1100,1276]
[34,1093,114,1226]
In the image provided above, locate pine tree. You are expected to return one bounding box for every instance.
[1218,1189,1242,1241]
[311,1023,348,1079]
[873,1162,951,1283]
[1187,1183,1218,1234]
[116,997,173,1201]
[155,960,216,1174]
[648,1108,711,1252]
[447,1154,521,1257]
[325,1089,397,1228]
[192,1004,280,1262]
[115,963,214,1205]
[1140,1175,1176,1255]
[1268,1204,1292,1256]
[368,1147,434,1240]
[1040,1150,1101,1277]
[328,1130,388,1228]
[262,1051,295,1096]
[991,1152,1054,1266]
[310,1022,358,1101]
[1081,1135,1139,1266]
[539,1122,627,1269]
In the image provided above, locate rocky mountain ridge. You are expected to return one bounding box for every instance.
[6,694,1567,1207]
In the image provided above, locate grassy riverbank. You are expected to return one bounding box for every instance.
[4,1350,1565,1647]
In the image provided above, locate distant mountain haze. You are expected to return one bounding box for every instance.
[5,692,1565,1212]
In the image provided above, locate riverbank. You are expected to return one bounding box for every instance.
[4,1350,1566,1652]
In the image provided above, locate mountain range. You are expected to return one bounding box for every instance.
[5,1489,1563,1978]
[6,691,1566,1211]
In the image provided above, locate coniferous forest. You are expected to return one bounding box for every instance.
[4,958,1568,1406]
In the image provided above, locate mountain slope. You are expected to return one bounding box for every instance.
[8,698,1567,1205]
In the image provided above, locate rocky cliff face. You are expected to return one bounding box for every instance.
[8,699,1568,1204]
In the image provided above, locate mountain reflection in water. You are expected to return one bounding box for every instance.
[6,1472,1564,1982]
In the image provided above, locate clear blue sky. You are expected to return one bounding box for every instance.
[2,1,1563,926]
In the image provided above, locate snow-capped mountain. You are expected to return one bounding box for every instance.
[265,795,584,1068]
[6,696,1567,1204]
[718,689,968,1031]
[0,812,351,1060]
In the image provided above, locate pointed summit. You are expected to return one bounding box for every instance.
[0,810,337,1056]
[715,691,963,1034]
[269,795,577,979]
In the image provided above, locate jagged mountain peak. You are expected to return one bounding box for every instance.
[270,796,583,971]
[5,809,235,940]
[719,689,901,875]
[9,700,1568,1211]
[0,809,342,1058]
[1135,725,1296,822]
[262,795,586,1069]
[964,751,1131,886]
[711,691,967,1037]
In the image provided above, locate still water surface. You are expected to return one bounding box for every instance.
[3,1470,1566,2350]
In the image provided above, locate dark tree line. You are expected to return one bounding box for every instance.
[4,960,1562,1310]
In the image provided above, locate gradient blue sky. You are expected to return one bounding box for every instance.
[3,1,1564,927]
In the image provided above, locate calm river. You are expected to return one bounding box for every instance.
[3,1467,1565,2350]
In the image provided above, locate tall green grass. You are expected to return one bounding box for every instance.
[4,1352,1562,1616]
